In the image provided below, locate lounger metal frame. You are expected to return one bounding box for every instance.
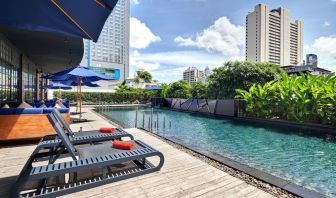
[32,109,134,156]
[11,114,164,198]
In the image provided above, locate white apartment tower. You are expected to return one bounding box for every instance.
[183,67,205,84]
[81,0,130,89]
[246,4,304,66]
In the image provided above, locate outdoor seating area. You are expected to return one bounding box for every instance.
[0,107,274,198]
[0,100,70,141]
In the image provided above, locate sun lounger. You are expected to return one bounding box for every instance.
[31,109,134,159]
[11,113,164,198]
[50,108,134,142]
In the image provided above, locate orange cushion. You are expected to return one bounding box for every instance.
[99,127,116,133]
[112,140,134,150]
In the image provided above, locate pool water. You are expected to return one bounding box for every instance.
[98,106,336,197]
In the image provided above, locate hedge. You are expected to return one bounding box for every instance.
[55,91,154,104]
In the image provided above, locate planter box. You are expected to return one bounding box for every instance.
[0,113,70,141]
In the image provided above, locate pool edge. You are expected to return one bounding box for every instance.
[93,108,328,198]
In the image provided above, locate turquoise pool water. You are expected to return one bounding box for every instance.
[98,106,336,197]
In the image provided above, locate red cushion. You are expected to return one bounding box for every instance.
[99,127,116,133]
[112,140,134,150]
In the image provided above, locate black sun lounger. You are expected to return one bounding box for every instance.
[41,108,134,144]
[11,113,164,198]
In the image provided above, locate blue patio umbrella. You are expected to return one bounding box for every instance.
[145,85,162,90]
[44,66,113,82]
[63,80,100,88]
[0,0,118,42]
[47,82,72,90]
[43,66,113,119]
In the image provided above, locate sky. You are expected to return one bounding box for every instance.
[129,0,336,83]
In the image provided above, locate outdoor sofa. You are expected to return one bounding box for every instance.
[0,106,69,141]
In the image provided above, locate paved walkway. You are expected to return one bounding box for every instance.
[0,107,274,198]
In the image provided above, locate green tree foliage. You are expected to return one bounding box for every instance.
[207,61,284,99]
[191,82,208,98]
[134,71,152,83]
[236,73,336,126]
[159,83,170,98]
[166,80,192,98]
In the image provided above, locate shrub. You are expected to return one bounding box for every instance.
[57,90,154,104]
[166,80,192,98]
[207,61,284,99]
[191,82,208,98]
[236,73,336,126]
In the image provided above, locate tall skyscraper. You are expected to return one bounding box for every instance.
[80,0,130,90]
[183,67,205,84]
[246,4,304,66]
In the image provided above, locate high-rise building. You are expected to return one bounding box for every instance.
[183,67,205,84]
[80,0,130,90]
[204,66,211,77]
[246,4,304,66]
[306,54,318,68]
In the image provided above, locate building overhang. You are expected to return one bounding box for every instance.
[0,25,83,73]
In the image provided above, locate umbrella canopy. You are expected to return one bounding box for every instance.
[47,82,72,90]
[43,66,114,82]
[62,80,100,87]
[145,85,162,90]
[0,0,118,42]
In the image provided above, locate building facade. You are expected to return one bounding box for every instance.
[246,4,304,66]
[183,67,205,84]
[81,0,130,90]
[306,54,318,68]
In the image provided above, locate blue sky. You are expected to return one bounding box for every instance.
[129,0,336,83]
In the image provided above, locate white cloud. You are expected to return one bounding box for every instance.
[130,50,160,71]
[174,16,245,57]
[313,36,336,56]
[131,50,228,68]
[312,36,336,72]
[130,17,161,49]
[131,0,140,5]
[323,21,331,27]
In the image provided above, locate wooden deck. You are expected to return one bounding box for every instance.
[0,107,274,198]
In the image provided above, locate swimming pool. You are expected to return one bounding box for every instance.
[98,106,336,197]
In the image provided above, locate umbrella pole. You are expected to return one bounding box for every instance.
[79,76,82,121]
[76,80,79,113]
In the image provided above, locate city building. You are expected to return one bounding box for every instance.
[183,67,205,84]
[306,54,318,68]
[80,0,130,90]
[204,66,211,77]
[281,65,331,75]
[282,54,331,75]
[246,4,304,66]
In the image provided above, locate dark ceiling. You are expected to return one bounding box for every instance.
[0,26,83,73]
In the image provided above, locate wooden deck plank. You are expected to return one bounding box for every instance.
[0,107,274,198]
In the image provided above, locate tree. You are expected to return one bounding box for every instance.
[207,61,284,99]
[191,82,208,98]
[159,83,170,98]
[134,71,152,83]
[166,80,192,98]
